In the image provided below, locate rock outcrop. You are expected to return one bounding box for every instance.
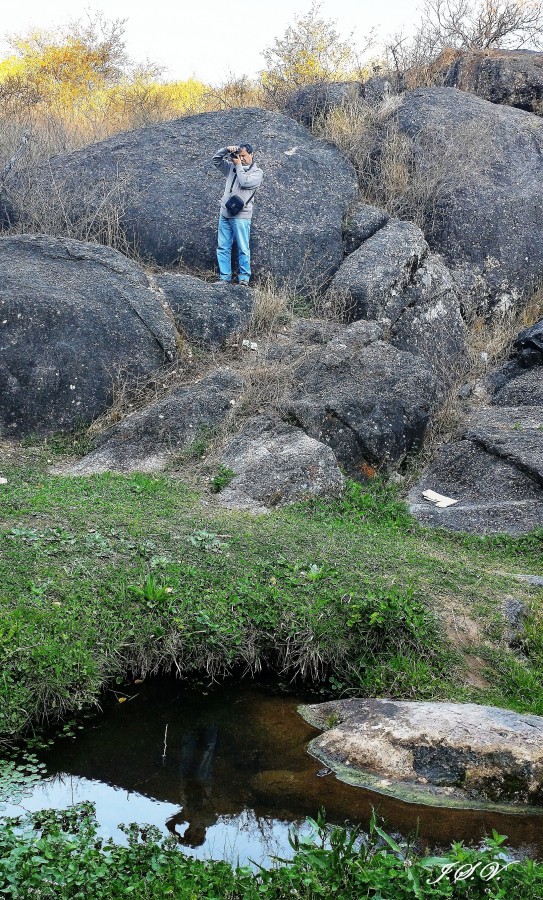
[66,370,242,474]
[299,698,543,809]
[374,87,543,311]
[330,222,467,385]
[0,234,179,438]
[433,48,543,115]
[342,202,389,255]
[287,320,439,478]
[218,415,345,512]
[410,323,543,534]
[283,81,365,127]
[6,108,358,289]
[158,274,254,349]
[331,220,428,321]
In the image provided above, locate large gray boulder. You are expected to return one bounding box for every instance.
[287,320,439,478]
[330,220,428,322]
[330,220,466,384]
[434,48,543,115]
[374,88,543,311]
[218,415,345,512]
[299,698,543,809]
[0,234,178,438]
[65,370,242,474]
[158,274,253,349]
[8,109,358,289]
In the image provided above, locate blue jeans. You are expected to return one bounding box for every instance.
[217,215,251,282]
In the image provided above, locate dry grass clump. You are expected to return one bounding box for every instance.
[246,274,296,335]
[314,94,496,236]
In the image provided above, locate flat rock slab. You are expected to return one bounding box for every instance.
[158,274,253,349]
[0,234,179,438]
[409,439,543,534]
[65,370,242,474]
[218,415,345,513]
[299,698,543,811]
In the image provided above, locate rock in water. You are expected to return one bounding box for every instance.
[299,698,543,810]
[0,234,179,438]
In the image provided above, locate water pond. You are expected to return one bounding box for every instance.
[4,678,543,867]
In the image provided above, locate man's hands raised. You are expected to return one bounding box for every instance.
[227,145,241,164]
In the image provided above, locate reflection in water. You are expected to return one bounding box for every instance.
[166,724,219,847]
[6,678,543,865]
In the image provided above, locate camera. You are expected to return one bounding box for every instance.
[229,147,242,159]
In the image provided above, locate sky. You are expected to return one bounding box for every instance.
[0,0,420,84]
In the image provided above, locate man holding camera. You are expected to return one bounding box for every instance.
[212,143,263,285]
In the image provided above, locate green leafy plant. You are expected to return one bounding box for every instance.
[210,464,236,493]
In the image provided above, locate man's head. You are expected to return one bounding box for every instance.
[238,143,253,164]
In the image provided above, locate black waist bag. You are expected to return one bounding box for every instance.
[225,164,257,216]
[225,194,245,215]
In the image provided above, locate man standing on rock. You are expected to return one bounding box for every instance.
[212,143,263,285]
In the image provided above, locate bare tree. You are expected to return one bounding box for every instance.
[386,0,543,85]
[420,0,543,51]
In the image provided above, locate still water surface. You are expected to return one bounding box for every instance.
[6,679,543,866]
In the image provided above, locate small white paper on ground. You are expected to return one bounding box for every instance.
[0,477,7,485]
[421,489,459,508]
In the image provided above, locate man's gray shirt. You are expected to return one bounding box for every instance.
[212,147,263,220]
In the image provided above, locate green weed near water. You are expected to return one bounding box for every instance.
[0,803,542,898]
[0,453,542,741]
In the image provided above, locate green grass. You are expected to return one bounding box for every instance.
[1,804,542,898]
[0,449,542,741]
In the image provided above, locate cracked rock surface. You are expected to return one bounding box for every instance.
[218,415,345,512]
[287,320,439,478]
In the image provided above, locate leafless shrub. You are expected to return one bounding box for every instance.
[4,158,140,257]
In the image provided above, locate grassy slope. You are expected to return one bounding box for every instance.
[0,445,542,741]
